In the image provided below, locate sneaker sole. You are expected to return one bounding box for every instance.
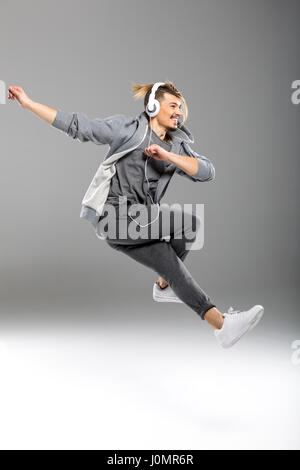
[247,305,264,333]
[222,305,264,349]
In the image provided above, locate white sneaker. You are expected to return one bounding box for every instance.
[226,305,265,332]
[153,282,183,303]
[214,304,264,349]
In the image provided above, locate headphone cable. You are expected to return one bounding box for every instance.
[128,116,160,228]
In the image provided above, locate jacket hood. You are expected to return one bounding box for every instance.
[139,111,194,145]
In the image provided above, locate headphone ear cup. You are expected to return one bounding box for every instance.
[152,99,160,116]
[146,98,160,117]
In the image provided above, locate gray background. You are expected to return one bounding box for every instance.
[0,0,299,450]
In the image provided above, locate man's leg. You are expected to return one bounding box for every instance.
[106,238,223,327]
[157,208,200,288]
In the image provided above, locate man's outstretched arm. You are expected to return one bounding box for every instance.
[8,85,126,146]
[8,85,57,124]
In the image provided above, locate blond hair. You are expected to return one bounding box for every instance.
[130,81,188,128]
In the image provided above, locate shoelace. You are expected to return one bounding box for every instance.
[226,306,241,315]
[222,305,247,319]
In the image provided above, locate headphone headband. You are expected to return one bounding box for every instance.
[148,82,165,104]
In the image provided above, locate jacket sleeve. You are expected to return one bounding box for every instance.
[51,110,127,146]
[175,142,216,182]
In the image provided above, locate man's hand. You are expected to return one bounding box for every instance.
[8,86,58,125]
[143,144,169,161]
[8,86,33,110]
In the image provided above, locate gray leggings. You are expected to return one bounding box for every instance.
[101,203,216,320]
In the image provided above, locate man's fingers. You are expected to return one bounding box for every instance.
[8,86,20,94]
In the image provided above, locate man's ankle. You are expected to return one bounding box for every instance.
[204,307,224,330]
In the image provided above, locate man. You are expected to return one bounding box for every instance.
[8,82,264,348]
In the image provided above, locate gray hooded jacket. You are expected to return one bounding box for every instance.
[51,109,215,237]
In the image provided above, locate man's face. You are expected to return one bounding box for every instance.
[156,93,183,130]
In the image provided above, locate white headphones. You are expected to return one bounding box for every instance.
[128,82,165,229]
[145,81,165,117]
